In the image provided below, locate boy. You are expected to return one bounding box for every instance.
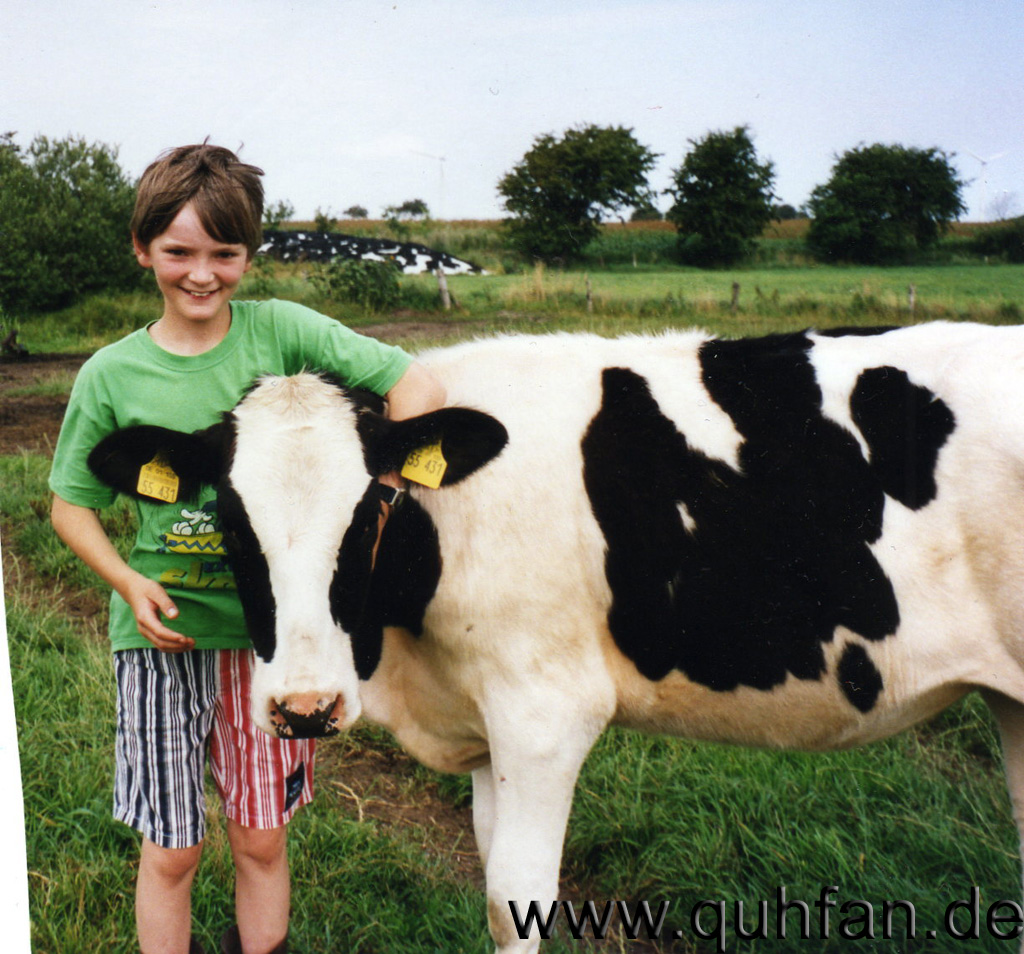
[48,143,446,954]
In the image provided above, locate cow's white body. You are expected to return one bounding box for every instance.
[89,322,1024,952]
[349,326,1024,949]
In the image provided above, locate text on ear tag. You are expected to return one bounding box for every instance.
[137,454,180,503]
[401,440,447,489]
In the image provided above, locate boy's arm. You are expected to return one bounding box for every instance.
[385,360,446,422]
[50,495,195,653]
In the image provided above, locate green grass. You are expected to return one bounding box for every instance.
[559,711,1018,951]
[11,260,1024,357]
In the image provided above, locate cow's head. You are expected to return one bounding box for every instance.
[88,372,507,738]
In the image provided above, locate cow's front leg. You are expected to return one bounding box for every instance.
[478,702,607,954]
[472,765,498,869]
[983,691,1024,954]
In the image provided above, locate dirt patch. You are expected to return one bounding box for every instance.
[0,352,88,456]
[319,738,484,885]
[363,318,483,338]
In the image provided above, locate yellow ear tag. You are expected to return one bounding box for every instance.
[137,454,180,503]
[401,440,447,489]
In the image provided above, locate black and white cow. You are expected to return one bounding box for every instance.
[88,323,1024,953]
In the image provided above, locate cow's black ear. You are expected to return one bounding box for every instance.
[88,421,231,502]
[358,407,508,485]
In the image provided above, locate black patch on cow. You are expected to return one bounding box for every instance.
[582,334,900,698]
[816,326,898,338]
[369,496,442,636]
[330,484,384,678]
[837,643,884,712]
[329,486,442,680]
[357,406,508,485]
[219,477,278,663]
[851,366,955,510]
[88,421,231,504]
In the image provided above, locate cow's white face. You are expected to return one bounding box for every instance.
[224,375,374,736]
[87,371,508,739]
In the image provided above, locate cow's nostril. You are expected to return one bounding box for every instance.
[326,695,346,732]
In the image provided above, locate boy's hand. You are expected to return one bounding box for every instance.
[123,574,194,653]
[50,496,195,652]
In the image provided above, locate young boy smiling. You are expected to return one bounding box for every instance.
[49,144,445,954]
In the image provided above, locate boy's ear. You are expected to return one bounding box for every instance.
[88,422,231,502]
[132,233,152,268]
[357,407,508,486]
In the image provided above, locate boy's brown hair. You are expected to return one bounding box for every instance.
[131,143,265,257]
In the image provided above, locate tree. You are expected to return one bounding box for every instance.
[0,133,140,314]
[805,144,966,264]
[342,205,368,220]
[630,202,663,222]
[665,126,775,267]
[263,199,294,230]
[498,124,658,263]
[771,203,800,221]
[313,206,337,232]
[384,198,430,220]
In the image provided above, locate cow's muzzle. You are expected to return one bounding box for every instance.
[269,693,346,738]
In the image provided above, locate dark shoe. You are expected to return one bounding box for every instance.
[190,938,208,954]
[220,924,288,954]
[220,926,242,954]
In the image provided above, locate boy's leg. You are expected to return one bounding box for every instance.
[137,837,204,954]
[225,819,290,953]
[114,649,218,952]
[210,650,315,951]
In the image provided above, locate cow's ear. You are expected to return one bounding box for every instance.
[358,407,508,485]
[87,421,231,502]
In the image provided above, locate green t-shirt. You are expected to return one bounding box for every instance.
[49,298,413,652]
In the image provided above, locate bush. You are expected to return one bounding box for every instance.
[313,207,337,232]
[308,259,401,312]
[0,133,140,314]
[263,199,294,230]
[971,217,1024,263]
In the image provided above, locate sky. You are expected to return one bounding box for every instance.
[2,0,1022,223]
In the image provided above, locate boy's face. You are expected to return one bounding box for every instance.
[133,203,252,331]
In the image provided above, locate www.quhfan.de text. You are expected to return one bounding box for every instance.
[509,886,1024,950]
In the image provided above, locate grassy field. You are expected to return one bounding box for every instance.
[12,257,1024,355]
[5,258,1024,951]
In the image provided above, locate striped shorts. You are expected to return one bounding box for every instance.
[113,648,316,849]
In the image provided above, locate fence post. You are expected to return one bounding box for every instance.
[437,268,452,311]
[907,284,916,317]
[586,274,593,314]
[731,282,741,313]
